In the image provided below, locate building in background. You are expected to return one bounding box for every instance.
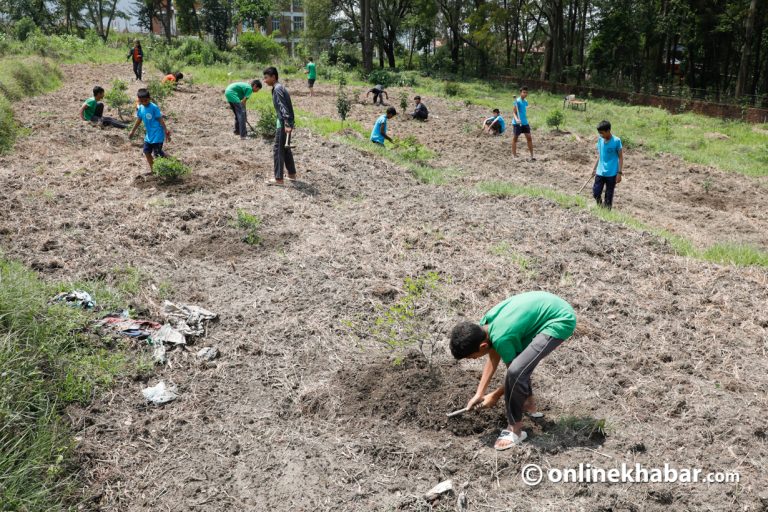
[263,0,304,56]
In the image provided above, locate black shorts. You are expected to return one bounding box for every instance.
[308,78,316,87]
[513,124,531,136]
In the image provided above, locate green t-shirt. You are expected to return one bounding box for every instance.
[83,97,98,121]
[306,62,317,79]
[225,82,253,103]
[480,291,576,364]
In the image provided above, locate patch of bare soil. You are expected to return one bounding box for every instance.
[0,65,767,511]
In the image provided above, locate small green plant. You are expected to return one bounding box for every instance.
[104,79,132,120]
[232,209,262,245]
[399,91,408,111]
[444,81,463,97]
[146,79,174,107]
[702,178,712,194]
[336,84,352,128]
[256,104,277,138]
[546,108,565,131]
[152,156,191,182]
[344,272,444,364]
[394,135,432,162]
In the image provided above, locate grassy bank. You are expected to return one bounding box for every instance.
[0,57,63,152]
[476,181,768,267]
[0,257,144,509]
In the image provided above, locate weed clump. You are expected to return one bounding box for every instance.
[233,209,262,245]
[152,156,190,182]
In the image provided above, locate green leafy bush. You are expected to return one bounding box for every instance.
[146,79,175,107]
[337,85,352,127]
[546,108,565,131]
[0,95,15,153]
[236,32,286,62]
[152,156,191,181]
[368,68,394,88]
[399,91,408,111]
[233,209,262,245]
[104,79,132,120]
[14,17,37,42]
[256,103,277,138]
[444,81,463,97]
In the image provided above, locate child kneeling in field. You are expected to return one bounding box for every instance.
[162,72,184,85]
[482,108,506,135]
[370,107,397,146]
[128,88,171,172]
[450,291,576,450]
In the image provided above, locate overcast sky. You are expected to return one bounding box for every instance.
[115,0,141,32]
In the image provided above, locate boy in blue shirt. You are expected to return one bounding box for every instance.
[592,120,623,209]
[370,107,397,146]
[482,108,506,135]
[512,87,535,160]
[128,88,171,172]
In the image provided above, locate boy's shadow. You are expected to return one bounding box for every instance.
[290,180,318,197]
[479,415,607,452]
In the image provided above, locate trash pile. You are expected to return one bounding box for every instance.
[50,290,95,309]
[94,301,218,364]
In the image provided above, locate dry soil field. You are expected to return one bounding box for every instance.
[1,63,767,511]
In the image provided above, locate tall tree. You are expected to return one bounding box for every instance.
[83,0,123,41]
[176,0,203,35]
[735,0,759,97]
[202,0,233,50]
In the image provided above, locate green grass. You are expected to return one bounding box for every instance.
[476,181,768,268]
[0,256,140,509]
[0,57,63,152]
[415,78,768,177]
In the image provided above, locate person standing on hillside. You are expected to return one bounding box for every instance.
[126,40,143,81]
[304,57,317,97]
[128,88,172,173]
[592,120,623,210]
[449,291,577,450]
[263,67,297,186]
[224,80,262,140]
[512,87,535,160]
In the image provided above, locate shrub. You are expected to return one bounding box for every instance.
[337,86,352,127]
[546,108,565,131]
[399,91,408,111]
[152,156,191,181]
[0,95,15,153]
[153,52,174,74]
[368,68,394,88]
[233,209,262,245]
[14,17,37,42]
[256,103,277,138]
[444,81,463,97]
[146,79,174,107]
[236,32,285,62]
[104,79,132,120]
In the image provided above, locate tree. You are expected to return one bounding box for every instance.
[305,0,337,51]
[234,0,274,30]
[202,0,233,50]
[83,0,125,41]
[176,0,203,35]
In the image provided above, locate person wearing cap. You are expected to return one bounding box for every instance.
[370,107,397,146]
[410,96,428,121]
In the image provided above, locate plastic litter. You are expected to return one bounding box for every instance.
[154,323,186,346]
[162,301,217,337]
[424,480,454,501]
[196,347,219,361]
[142,381,178,404]
[51,290,95,309]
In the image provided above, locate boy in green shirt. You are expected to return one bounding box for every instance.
[79,86,128,129]
[225,80,261,140]
[304,57,317,97]
[450,291,576,450]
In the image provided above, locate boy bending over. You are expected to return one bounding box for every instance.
[450,291,576,450]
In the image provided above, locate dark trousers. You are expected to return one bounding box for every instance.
[372,92,383,105]
[132,60,142,80]
[504,333,564,425]
[593,175,617,209]
[229,102,247,136]
[273,127,296,180]
[92,103,128,129]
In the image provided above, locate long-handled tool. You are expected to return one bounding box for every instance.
[446,404,481,418]
[578,174,594,194]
